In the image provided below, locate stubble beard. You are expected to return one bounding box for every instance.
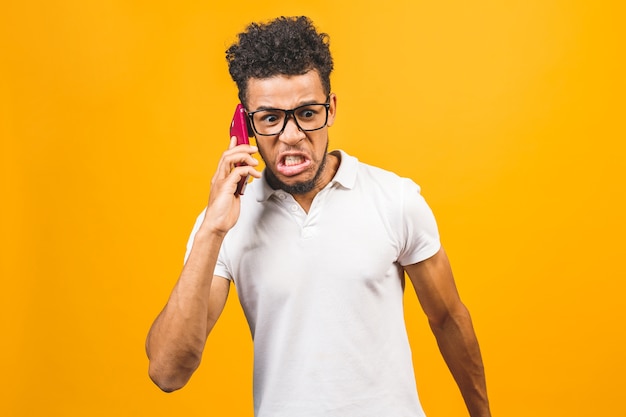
[259,141,329,195]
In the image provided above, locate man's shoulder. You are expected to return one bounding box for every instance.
[353,155,413,189]
[330,151,423,210]
[334,150,409,189]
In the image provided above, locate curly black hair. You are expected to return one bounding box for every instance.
[226,16,333,106]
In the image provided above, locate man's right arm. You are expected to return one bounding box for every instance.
[145,140,260,392]
[145,228,230,392]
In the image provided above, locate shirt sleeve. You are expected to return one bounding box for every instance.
[183,208,233,280]
[396,179,441,266]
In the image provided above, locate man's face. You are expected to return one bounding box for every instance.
[245,70,337,195]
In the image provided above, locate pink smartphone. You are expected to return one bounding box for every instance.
[230,103,251,195]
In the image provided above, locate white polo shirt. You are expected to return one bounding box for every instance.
[186,150,440,417]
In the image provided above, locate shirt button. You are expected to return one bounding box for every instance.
[277,192,286,200]
[290,205,298,212]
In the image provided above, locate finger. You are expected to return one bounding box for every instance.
[214,152,260,188]
[215,150,233,180]
[231,162,262,179]
[224,146,259,168]
[244,164,263,179]
[231,165,262,182]
[228,135,237,150]
[216,145,247,178]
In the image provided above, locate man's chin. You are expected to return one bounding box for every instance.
[266,171,317,195]
[280,180,318,195]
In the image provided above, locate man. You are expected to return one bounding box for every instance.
[146,16,491,417]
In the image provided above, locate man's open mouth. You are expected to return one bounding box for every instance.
[276,154,312,176]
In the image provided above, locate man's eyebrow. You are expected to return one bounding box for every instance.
[251,99,326,112]
[251,105,281,112]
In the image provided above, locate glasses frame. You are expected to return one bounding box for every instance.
[246,98,331,137]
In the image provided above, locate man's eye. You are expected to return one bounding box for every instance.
[259,113,281,124]
[298,109,316,119]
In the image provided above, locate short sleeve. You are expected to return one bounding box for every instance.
[396,179,441,266]
[183,208,233,281]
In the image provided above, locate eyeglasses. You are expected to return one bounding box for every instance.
[247,100,331,136]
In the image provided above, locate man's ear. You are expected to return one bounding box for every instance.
[327,93,337,127]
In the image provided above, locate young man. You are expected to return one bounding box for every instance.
[146,16,491,417]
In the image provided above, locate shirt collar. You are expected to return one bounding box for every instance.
[255,149,358,202]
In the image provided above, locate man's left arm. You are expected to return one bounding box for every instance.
[404,247,491,417]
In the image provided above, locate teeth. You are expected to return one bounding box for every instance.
[284,155,303,166]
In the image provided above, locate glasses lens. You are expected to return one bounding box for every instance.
[251,104,328,136]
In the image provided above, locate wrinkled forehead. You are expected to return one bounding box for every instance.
[244,71,326,111]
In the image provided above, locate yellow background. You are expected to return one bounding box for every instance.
[2,1,624,416]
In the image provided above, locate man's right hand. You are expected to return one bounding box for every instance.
[203,136,261,236]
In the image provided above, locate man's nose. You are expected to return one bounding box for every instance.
[278,116,306,145]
